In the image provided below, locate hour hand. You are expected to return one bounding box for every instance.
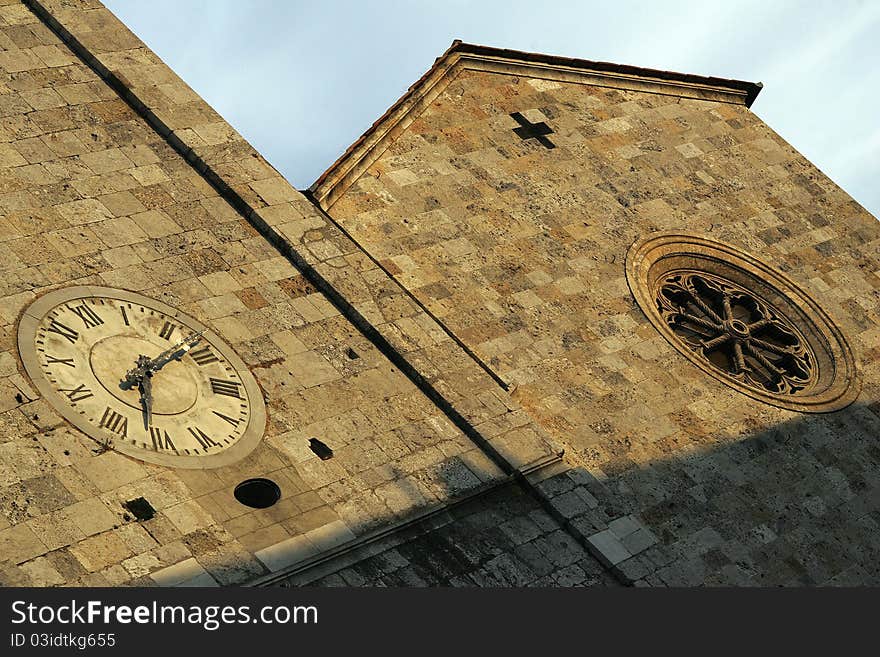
[138,372,152,430]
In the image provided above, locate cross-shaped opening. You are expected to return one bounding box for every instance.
[510,112,555,149]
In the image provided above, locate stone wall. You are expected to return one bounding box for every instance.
[0,1,564,586]
[325,68,880,585]
[3,0,878,587]
[278,482,617,588]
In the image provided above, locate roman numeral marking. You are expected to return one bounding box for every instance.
[209,378,242,399]
[121,306,130,326]
[46,354,75,368]
[190,346,219,366]
[212,410,241,427]
[47,320,79,344]
[59,383,92,402]
[159,321,175,340]
[150,427,176,452]
[188,426,220,450]
[70,302,103,329]
[98,406,128,436]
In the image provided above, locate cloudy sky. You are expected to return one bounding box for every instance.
[104,0,880,217]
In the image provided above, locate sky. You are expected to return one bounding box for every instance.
[103,0,880,218]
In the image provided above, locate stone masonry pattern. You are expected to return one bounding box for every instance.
[301,484,619,588]
[1,0,879,588]
[326,68,880,585]
[0,0,585,586]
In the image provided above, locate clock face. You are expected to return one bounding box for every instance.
[18,286,266,469]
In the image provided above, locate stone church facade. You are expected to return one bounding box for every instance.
[0,1,877,587]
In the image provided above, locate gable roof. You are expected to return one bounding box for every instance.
[310,40,763,209]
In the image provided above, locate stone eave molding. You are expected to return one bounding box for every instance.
[311,41,763,209]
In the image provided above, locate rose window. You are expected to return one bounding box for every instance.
[625,233,860,413]
[657,271,816,395]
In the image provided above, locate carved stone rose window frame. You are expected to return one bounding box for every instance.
[625,233,860,413]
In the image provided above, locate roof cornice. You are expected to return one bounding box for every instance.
[311,41,763,210]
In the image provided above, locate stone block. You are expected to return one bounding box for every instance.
[254,534,319,572]
[151,557,218,587]
[587,529,632,567]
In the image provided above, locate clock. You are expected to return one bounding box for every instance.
[18,286,266,469]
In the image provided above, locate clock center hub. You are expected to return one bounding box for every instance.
[90,336,199,415]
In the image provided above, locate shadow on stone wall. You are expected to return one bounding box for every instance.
[279,399,880,587]
[535,399,880,586]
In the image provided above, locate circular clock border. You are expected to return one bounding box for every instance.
[17,285,267,469]
[625,232,860,413]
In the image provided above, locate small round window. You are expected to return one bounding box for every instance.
[626,233,859,412]
[234,478,281,508]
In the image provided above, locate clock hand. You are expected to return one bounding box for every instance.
[138,367,153,430]
[119,330,204,390]
[147,329,204,374]
[120,354,149,391]
[122,353,153,427]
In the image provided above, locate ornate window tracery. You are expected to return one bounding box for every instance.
[625,233,860,413]
[657,271,815,395]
